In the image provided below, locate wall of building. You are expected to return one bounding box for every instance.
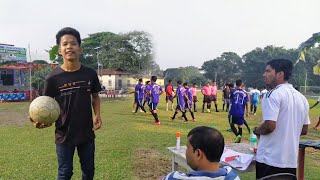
[100,75,115,90]
[100,74,165,90]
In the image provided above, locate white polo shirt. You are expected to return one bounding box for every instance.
[256,83,310,168]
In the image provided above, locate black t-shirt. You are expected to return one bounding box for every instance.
[223,88,230,99]
[44,65,101,145]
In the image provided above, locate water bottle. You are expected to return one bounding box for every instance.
[250,132,257,152]
[176,132,181,150]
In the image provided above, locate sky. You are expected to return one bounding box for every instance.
[1,0,319,69]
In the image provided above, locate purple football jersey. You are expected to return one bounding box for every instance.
[150,83,162,103]
[229,88,249,117]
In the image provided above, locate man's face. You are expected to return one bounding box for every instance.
[212,82,217,86]
[186,136,199,170]
[206,83,210,87]
[263,65,279,88]
[58,35,82,62]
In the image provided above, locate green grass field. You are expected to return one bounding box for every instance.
[0,95,320,179]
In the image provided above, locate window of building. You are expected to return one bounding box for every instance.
[118,79,122,88]
[108,80,112,86]
[109,74,111,77]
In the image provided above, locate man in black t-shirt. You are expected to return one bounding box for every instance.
[30,27,102,180]
[222,83,230,112]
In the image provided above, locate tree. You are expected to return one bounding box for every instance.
[24,66,52,89]
[296,32,320,75]
[79,31,158,73]
[241,46,297,87]
[201,52,242,86]
[32,60,48,64]
[163,66,206,86]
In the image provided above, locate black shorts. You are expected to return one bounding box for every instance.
[211,95,217,101]
[203,95,212,103]
[229,114,244,125]
[193,96,197,103]
[166,96,174,102]
[256,161,296,179]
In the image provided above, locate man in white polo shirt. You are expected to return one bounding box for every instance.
[253,58,310,179]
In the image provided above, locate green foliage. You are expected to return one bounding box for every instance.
[201,52,243,86]
[297,32,320,75]
[24,66,52,89]
[32,60,48,64]
[49,45,59,61]
[199,46,320,88]
[79,31,157,74]
[164,66,206,86]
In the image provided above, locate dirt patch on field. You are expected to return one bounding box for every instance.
[133,149,171,180]
[0,106,29,126]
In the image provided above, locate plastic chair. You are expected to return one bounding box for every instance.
[258,173,297,180]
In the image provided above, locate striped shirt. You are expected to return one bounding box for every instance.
[162,166,240,180]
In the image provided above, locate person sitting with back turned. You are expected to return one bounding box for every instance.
[162,126,240,180]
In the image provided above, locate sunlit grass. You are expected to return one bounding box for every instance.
[0,95,319,179]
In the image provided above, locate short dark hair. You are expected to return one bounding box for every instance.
[193,83,196,86]
[188,126,225,162]
[151,76,157,82]
[56,27,81,46]
[228,83,234,88]
[138,78,143,82]
[263,85,266,89]
[235,79,242,87]
[169,80,172,83]
[177,80,182,85]
[266,59,293,81]
[183,82,188,86]
[146,80,150,85]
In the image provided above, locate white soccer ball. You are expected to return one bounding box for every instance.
[29,96,60,125]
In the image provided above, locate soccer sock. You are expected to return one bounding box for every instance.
[223,103,225,110]
[190,110,195,119]
[215,104,218,111]
[202,104,205,111]
[226,103,230,111]
[250,104,253,112]
[135,105,139,113]
[244,120,250,133]
[172,112,178,119]
[238,128,243,136]
[140,105,146,113]
[254,106,257,113]
[154,113,159,122]
[207,104,209,109]
[228,114,232,125]
[230,124,238,136]
[151,112,156,119]
[194,103,196,111]
[182,112,188,121]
